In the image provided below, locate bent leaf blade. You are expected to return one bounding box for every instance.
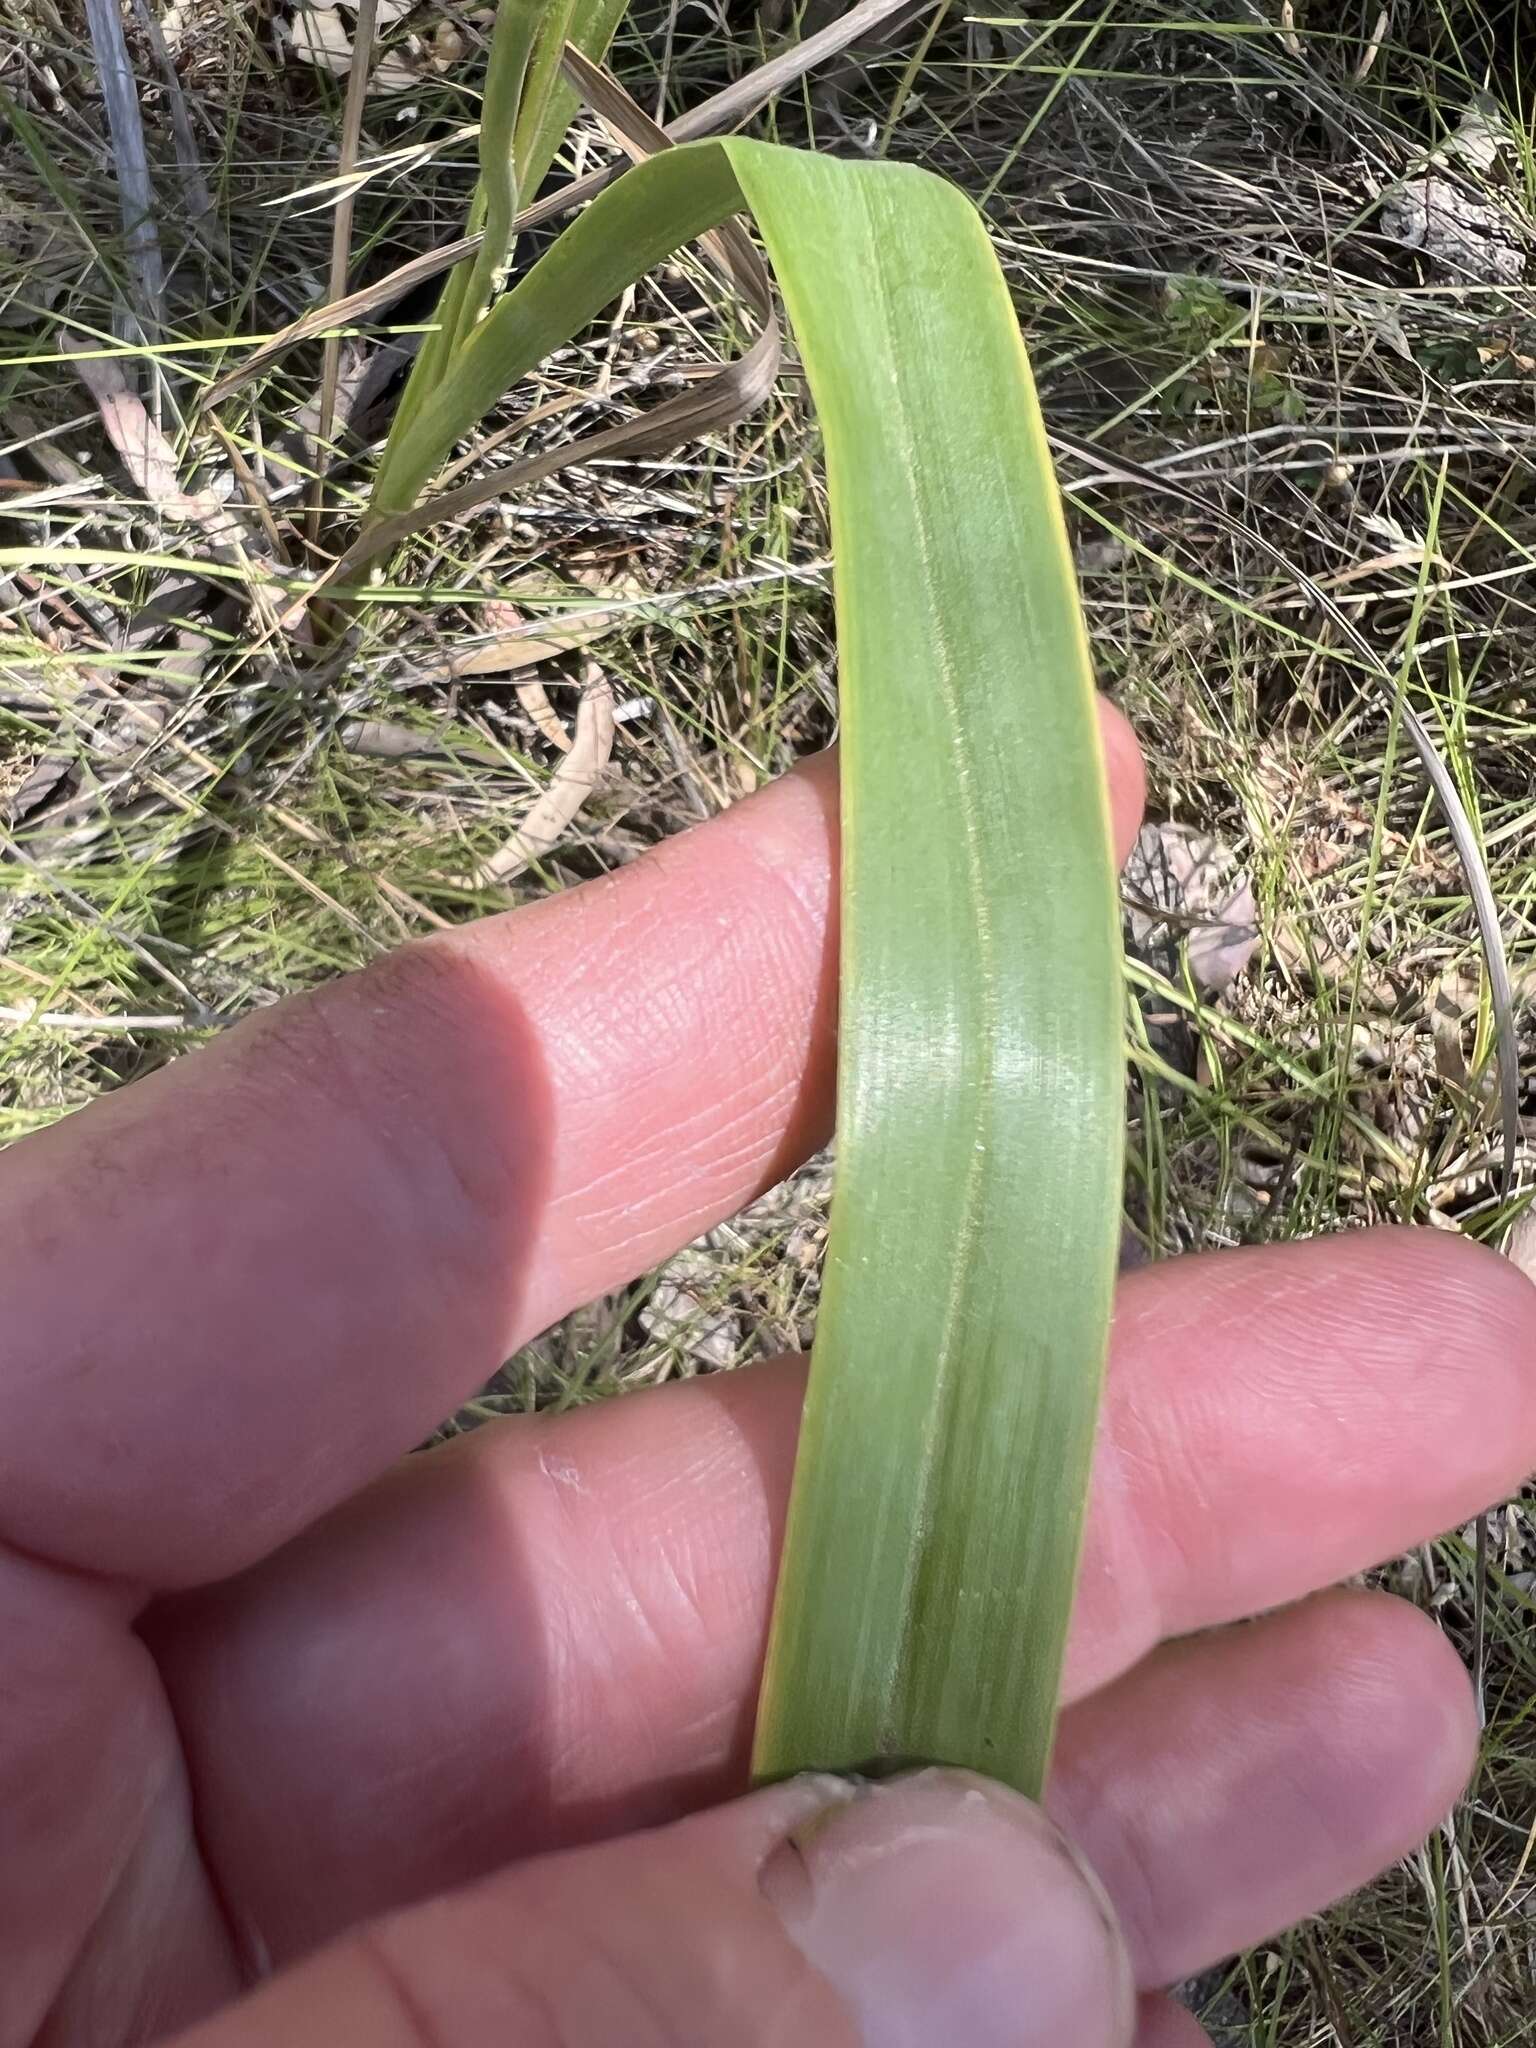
[352,132,1124,1794]
[729,142,1124,1800]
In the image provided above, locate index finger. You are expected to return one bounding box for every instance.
[0,713,1144,1587]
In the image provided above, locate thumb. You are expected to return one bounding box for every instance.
[171,1768,1135,2048]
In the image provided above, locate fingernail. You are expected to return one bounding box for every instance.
[761,1768,1134,2048]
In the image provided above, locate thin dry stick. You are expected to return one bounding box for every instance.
[1354,7,1391,82]
[310,0,381,540]
[0,1005,211,1033]
[127,0,214,221]
[84,0,166,335]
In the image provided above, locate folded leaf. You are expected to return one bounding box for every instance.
[367,134,1124,1799]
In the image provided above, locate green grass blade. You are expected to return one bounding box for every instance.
[376,0,600,507]
[364,137,1123,1797]
[368,142,743,514]
[378,193,487,503]
[513,0,578,186]
[728,141,1123,1799]
[515,0,630,196]
[456,0,541,333]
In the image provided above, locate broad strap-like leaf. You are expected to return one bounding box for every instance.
[368,137,1126,1798]
[731,144,1122,1799]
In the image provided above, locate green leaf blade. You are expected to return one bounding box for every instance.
[369,143,743,514]
[362,132,1124,1795]
[374,0,629,511]
[730,142,1124,1800]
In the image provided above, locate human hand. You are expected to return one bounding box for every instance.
[3,718,1532,2048]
